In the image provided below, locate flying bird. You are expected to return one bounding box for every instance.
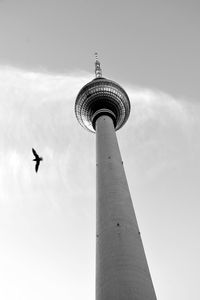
[32,148,43,172]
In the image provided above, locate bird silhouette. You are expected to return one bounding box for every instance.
[32,148,43,172]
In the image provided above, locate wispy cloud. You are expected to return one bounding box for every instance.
[121,86,200,181]
[0,66,199,191]
[0,66,199,300]
[0,65,199,200]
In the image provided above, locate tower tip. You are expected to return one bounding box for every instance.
[94,52,102,78]
[95,52,98,61]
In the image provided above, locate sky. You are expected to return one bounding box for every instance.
[0,0,200,299]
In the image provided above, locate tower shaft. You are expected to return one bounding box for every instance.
[96,115,157,300]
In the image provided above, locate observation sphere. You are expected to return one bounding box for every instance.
[75,77,131,133]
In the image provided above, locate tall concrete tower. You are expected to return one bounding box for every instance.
[75,55,157,300]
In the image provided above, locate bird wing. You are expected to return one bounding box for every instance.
[35,160,40,172]
[32,148,39,159]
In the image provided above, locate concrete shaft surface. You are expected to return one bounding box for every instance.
[96,115,157,300]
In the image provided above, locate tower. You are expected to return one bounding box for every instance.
[75,55,157,300]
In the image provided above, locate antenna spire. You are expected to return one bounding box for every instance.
[95,52,102,78]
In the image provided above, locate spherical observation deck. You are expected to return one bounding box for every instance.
[75,77,131,133]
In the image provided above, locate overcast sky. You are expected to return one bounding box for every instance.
[0,1,200,299]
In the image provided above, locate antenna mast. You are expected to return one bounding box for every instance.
[95,52,102,78]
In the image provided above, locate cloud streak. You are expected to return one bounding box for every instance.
[122,86,200,181]
[0,66,199,196]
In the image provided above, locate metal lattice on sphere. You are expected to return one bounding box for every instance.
[75,76,131,133]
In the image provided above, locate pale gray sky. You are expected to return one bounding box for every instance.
[0,1,200,299]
